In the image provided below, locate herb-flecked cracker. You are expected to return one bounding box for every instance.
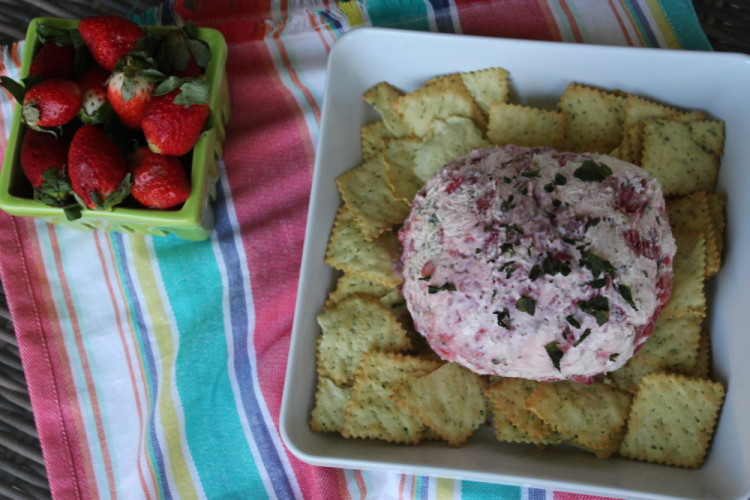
[317,294,412,385]
[395,362,488,447]
[666,191,720,277]
[325,273,390,307]
[619,372,725,468]
[661,231,706,318]
[325,206,402,287]
[342,352,442,444]
[558,83,627,153]
[336,156,410,240]
[458,66,510,115]
[363,82,409,137]
[393,73,486,138]
[483,378,555,440]
[310,377,351,434]
[525,381,632,453]
[361,121,395,160]
[641,118,724,195]
[487,103,564,148]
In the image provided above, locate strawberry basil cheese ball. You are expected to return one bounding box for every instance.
[399,145,676,383]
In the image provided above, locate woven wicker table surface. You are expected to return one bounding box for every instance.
[0,1,748,498]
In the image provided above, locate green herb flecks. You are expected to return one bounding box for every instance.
[616,284,638,310]
[579,251,615,277]
[574,160,612,182]
[545,341,564,371]
[573,328,591,347]
[589,278,608,289]
[428,282,456,294]
[529,265,543,281]
[494,308,511,328]
[521,170,540,178]
[516,296,536,316]
[579,296,609,326]
[565,315,581,329]
[554,173,567,185]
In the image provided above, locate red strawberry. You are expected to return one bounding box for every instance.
[141,82,210,156]
[22,79,83,131]
[107,56,156,129]
[77,65,112,124]
[68,125,131,210]
[29,42,75,80]
[129,147,191,209]
[20,130,72,205]
[78,15,144,72]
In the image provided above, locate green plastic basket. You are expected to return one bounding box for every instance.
[0,17,230,241]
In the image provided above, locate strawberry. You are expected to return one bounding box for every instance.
[141,81,210,156]
[29,42,75,80]
[129,147,191,209]
[68,125,131,210]
[107,54,158,129]
[20,130,72,205]
[78,15,144,71]
[77,65,112,124]
[22,79,83,132]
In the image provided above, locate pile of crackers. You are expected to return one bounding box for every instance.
[311,67,726,469]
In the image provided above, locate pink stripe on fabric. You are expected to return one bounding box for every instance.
[0,216,93,499]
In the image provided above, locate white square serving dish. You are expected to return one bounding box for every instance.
[280,27,750,500]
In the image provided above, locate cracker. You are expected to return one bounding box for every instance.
[619,373,725,468]
[361,121,395,160]
[395,363,488,447]
[693,326,712,380]
[661,231,706,318]
[558,83,627,153]
[317,294,412,385]
[641,118,724,195]
[325,206,402,287]
[487,103,564,148]
[336,156,410,240]
[363,82,409,137]
[342,352,442,443]
[483,378,555,440]
[384,116,488,202]
[667,192,720,277]
[310,377,352,434]
[393,73,486,137]
[458,66,510,115]
[326,274,390,307]
[705,191,727,274]
[525,381,632,452]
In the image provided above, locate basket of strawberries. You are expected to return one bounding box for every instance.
[0,15,229,241]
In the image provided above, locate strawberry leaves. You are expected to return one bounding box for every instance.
[153,77,209,105]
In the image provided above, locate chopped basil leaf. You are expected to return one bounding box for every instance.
[542,255,571,277]
[609,353,620,362]
[565,315,581,329]
[428,282,456,294]
[573,328,591,347]
[587,217,601,228]
[529,265,543,281]
[494,309,510,328]
[519,187,528,195]
[616,284,638,310]
[573,159,613,182]
[475,248,482,254]
[501,195,516,211]
[521,170,540,178]
[516,296,536,316]
[429,213,439,224]
[552,198,562,207]
[501,243,514,256]
[579,251,615,277]
[502,176,512,184]
[545,341,564,371]
[484,225,493,232]
[589,278,608,289]
[418,275,431,281]
[579,296,609,326]
[544,183,555,193]
[554,173,567,185]
[499,261,516,279]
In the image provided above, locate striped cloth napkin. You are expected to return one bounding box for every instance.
[0,1,711,498]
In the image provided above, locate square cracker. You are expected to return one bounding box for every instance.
[317,294,412,385]
[310,377,351,434]
[393,73,486,138]
[661,231,706,318]
[667,192,720,277]
[325,273,390,307]
[361,121,395,160]
[487,103,564,148]
[483,378,555,440]
[395,363,488,447]
[558,83,627,153]
[325,206,402,287]
[619,372,725,468]
[342,352,442,444]
[525,381,632,453]
[384,116,488,202]
[336,156,410,240]
[641,118,724,196]
[458,66,510,115]
[363,82,409,137]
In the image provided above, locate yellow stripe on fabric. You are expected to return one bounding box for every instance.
[339,0,366,27]
[644,0,681,48]
[130,235,200,500]
[435,477,455,499]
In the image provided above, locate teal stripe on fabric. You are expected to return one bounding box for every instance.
[657,0,713,50]
[460,480,522,500]
[151,234,263,499]
[365,0,431,31]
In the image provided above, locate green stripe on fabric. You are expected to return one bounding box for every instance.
[365,0,431,31]
[460,480,522,500]
[151,234,263,499]
[655,0,712,50]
